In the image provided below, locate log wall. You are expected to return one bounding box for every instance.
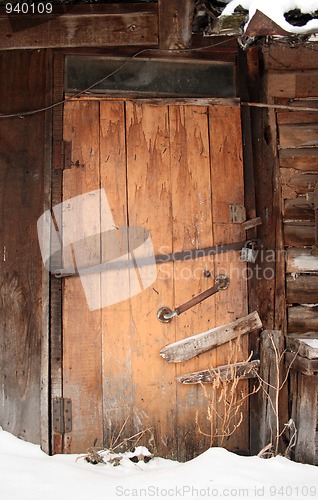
[263,42,318,465]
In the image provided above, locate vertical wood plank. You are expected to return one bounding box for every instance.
[259,330,284,452]
[99,101,136,446]
[62,100,103,453]
[209,105,249,451]
[125,102,176,458]
[50,51,64,455]
[158,0,194,49]
[291,371,317,464]
[0,50,47,446]
[169,105,216,460]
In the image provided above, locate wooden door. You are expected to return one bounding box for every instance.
[60,99,248,460]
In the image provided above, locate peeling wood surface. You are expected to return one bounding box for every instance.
[176,360,260,384]
[61,100,249,459]
[0,50,48,445]
[263,44,318,71]
[158,0,194,49]
[267,70,318,98]
[286,248,318,273]
[288,306,318,333]
[259,330,284,451]
[0,4,158,50]
[286,336,318,360]
[160,312,262,363]
[63,101,104,453]
[290,370,317,465]
[286,275,318,304]
[279,123,318,148]
[286,352,318,376]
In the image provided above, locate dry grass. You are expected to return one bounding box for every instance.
[196,340,260,447]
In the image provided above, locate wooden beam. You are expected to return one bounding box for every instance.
[176,360,260,384]
[159,311,262,363]
[158,0,194,49]
[258,330,285,452]
[0,4,158,50]
[286,275,318,304]
[290,371,317,464]
[286,351,318,376]
[288,306,318,333]
[286,335,318,360]
[286,248,318,274]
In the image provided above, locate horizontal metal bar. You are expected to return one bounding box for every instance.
[52,240,248,278]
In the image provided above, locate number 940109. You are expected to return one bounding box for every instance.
[6,3,53,14]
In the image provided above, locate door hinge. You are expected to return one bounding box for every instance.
[53,140,72,170]
[53,398,72,434]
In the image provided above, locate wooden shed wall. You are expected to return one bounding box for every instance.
[0,50,51,447]
[263,44,318,334]
[262,43,318,465]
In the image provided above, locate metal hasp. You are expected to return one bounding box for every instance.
[157,274,230,323]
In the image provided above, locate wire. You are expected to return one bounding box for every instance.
[0,47,150,119]
[0,37,235,119]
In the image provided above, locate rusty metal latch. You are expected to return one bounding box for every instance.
[157,274,230,323]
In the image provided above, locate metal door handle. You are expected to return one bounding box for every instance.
[157,274,230,323]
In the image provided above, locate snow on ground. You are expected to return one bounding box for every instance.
[0,429,317,500]
[221,0,318,33]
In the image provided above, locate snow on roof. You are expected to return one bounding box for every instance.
[221,0,318,34]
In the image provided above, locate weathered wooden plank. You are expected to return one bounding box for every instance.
[277,111,318,125]
[286,336,318,360]
[62,101,103,453]
[281,172,318,200]
[288,306,318,333]
[258,330,284,452]
[284,197,314,220]
[286,275,318,304]
[279,147,318,170]
[284,221,315,246]
[279,124,318,148]
[263,44,318,71]
[66,96,240,107]
[126,102,177,459]
[290,371,317,465]
[286,352,318,375]
[0,50,47,446]
[286,248,318,273]
[160,311,262,363]
[50,51,64,455]
[169,104,216,459]
[0,4,158,50]
[242,217,262,231]
[209,104,249,451]
[99,101,136,447]
[176,360,260,384]
[158,0,194,49]
[267,71,318,98]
